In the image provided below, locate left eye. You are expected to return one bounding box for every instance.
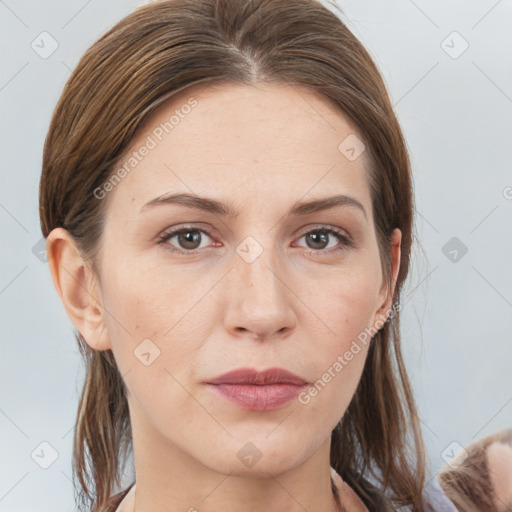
[295,227,350,252]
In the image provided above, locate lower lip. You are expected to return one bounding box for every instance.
[206,383,307,411]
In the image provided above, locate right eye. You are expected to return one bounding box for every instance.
[157,226,217,254]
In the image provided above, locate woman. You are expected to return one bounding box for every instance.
[39,0,457,510]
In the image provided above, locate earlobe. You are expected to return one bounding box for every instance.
[46,227,111,351]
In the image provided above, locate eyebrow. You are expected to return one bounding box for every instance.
[140,192,367,220]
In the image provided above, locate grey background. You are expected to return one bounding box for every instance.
[1,0,511,510]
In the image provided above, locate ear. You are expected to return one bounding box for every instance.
[46,227,111,351]
[371,228,402,331]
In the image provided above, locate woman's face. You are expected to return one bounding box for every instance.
[77,82,400,477]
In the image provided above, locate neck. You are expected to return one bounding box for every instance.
[127,401,345,512]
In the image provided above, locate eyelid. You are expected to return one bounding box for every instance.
[294,223,350,239]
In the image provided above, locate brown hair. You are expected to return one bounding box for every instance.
[39,0,427,510]
[438,429,512,512]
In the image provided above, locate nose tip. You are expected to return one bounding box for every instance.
[239,326,291,342]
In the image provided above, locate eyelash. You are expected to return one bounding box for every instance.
[156,224,354,256]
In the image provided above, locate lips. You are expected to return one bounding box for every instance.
[205,367,308,411]
[205,367,308,386]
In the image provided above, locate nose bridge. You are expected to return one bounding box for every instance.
[224,232,296,340]
[236,233,284,305]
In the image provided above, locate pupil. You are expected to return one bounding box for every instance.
[308,231,328,249]
[180,230,200,249]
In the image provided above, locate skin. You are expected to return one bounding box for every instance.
[487,441,512,511]
[47,82,401,512]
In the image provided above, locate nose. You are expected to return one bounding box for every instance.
[223,244,297,343]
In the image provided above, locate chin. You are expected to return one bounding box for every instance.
[196,437,311,478]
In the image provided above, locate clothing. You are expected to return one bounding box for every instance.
[415,477,458,512]
[107,474,458,512]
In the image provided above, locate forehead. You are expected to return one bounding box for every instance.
[104,81,371,216]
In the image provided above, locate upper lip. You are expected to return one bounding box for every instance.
[206,367,308,386]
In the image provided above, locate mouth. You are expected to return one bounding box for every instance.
[204,367,309,411]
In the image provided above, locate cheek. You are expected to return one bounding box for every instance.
[303,262,381,346]
[294,340,370,450]
[97,250,208,378]
[99,244,211,334]
[293,270,378,423]
[98,256,203,424]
